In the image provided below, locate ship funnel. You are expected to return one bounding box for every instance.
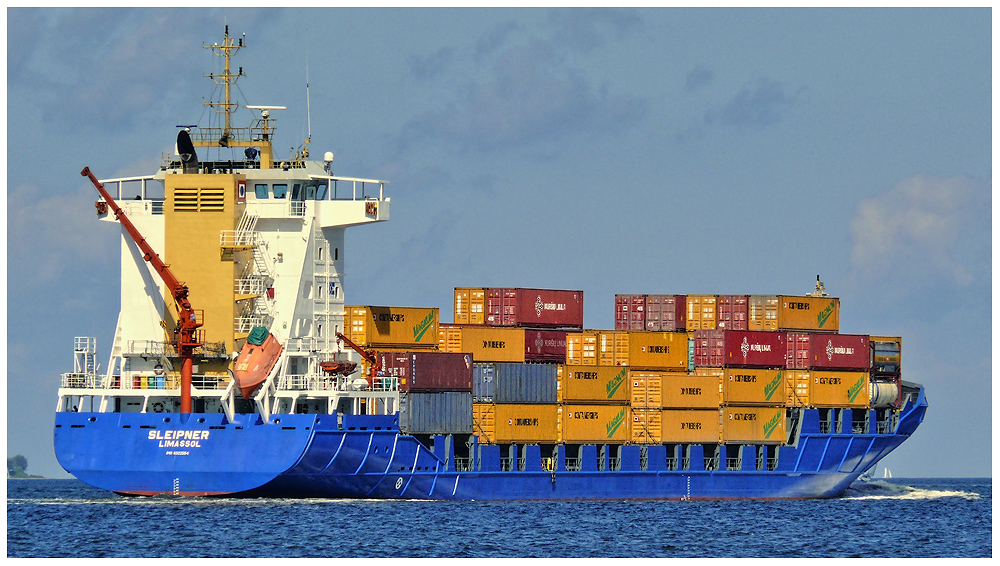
[176,129,200,174]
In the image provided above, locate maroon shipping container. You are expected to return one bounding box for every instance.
[717,295,749,330]
[786,333,870,370]
[722,330,786,368]
[485,288,584,329]
[523,329,568,362]
[380,351,474,393]
[646,294,686,331]
[614,294,646,331]
[693,330,725,367]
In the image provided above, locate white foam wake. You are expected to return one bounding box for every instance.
[846,480,980,501]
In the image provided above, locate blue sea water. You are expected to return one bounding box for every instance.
[7,477,990,558]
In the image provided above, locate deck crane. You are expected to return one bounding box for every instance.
[82,167,203,414]
[332,332,380,386]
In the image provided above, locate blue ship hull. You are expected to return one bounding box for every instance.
[54,386,926,500]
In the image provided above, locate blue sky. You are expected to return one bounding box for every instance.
[6,8,991,479]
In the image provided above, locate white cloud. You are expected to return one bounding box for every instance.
[849,174,989,287]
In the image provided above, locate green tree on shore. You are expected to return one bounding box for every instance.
[8,455,29,478]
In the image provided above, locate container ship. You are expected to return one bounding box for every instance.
[53,29,927,499]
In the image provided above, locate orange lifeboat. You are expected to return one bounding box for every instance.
[233,327,284,400]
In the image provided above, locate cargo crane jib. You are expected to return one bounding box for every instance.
[332,332,380,386]
[82,167,203,414]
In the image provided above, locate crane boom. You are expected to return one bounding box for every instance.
[335,332,380,385]
[82,167,203,414]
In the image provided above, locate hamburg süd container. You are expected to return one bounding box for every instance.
[723,330,786,368]
[722,368,786,406]
[722,406,786,444]
[660,409,721,444]
[786,332,870,370]
[646,294,686,332]
[485,288,584,329]
[808,370,870,408]
[473,403,559,444]
[454,287,486,325]
[558,365,631,404]
[748,295,779,332]
[472,362,557,404]
[658,371,722,409]
[614,294,646,331]
[558,404,630,443]
[398,391,473,434]
[776,295,840,332]
[717,295,748,330]
[523,329,567,362]
[631,408,661,444]
[686,295,718,331]
[345,306,440,349]
[379,351,473,393]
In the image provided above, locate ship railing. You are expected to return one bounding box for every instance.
[704,454,720,471]
[124,340,228,359]
[727,457,742,471]
[283,337,317,353]
[453,457,473,472]
[500,457,513,472]
[665,456,678,471]
[221,230,261,248]
[608,456,622,472]
[61,372,100,389]
[565,457,582,472]
[66,373,229,391]
[767,456,779,471]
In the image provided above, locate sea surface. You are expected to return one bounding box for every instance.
[7,477,990,558]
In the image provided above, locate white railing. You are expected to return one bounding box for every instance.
[60,373,228,391]
[310,175,388,201]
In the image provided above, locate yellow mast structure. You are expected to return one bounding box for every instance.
[191,26,279,169]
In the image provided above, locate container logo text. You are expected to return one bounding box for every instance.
[605,407,626,439]
[763,411,782,439]
[412,311,435,342]
[534,295,568,317]
[825,340,855,361]
[764,371,782,401]
[817,300,836,328]
[605,368,627,399]
[848,374,866,403]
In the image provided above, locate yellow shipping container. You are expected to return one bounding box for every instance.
[777,295,840,332]
[437,324,525,362]
[473,403,495,443]
[629,370,663,408]
[475,403,559,444]
[558,365,630,404]
[631,408,661,444]
[558,404,630,443]
[345,306,440,349]
[748,295,779,331]
[660,409,721,443]
[597,331,630,366]
[785,370,810,407]
[660,371,722,409]
[723,368,786,406]
[686,295,718,331]
[808,370,869,408]
[566,331,599,366]
[454,288,486,325]
[722,406,786,444]
[627,331,689,370]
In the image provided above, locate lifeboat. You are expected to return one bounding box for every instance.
[233,327,284,400]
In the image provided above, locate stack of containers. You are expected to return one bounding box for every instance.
[785,332,870,409]
[454,288,582,445]
[718,330,788,445]
[389,351,475,435]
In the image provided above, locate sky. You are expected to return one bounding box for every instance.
[6,8,992,479]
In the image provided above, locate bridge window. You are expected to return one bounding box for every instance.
[273,184,288,199]
[255,184,268,199]
[314,183,328,200]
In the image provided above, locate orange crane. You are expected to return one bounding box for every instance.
[333,332,380,386]
[82,167,203,414]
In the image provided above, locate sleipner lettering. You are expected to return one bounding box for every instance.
[148,429,208,448]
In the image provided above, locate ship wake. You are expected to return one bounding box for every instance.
[845,480,980,501]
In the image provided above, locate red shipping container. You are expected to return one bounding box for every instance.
[486,288,584,329]
[717,295,749,330]
[646,294,686,331]
[523,329,568,362]
[380,351,473,393]
[810,333,870,370]
[693,330,724,367]
[786,333,870,370]
[614,294,646,331]
[722,330,786,368]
